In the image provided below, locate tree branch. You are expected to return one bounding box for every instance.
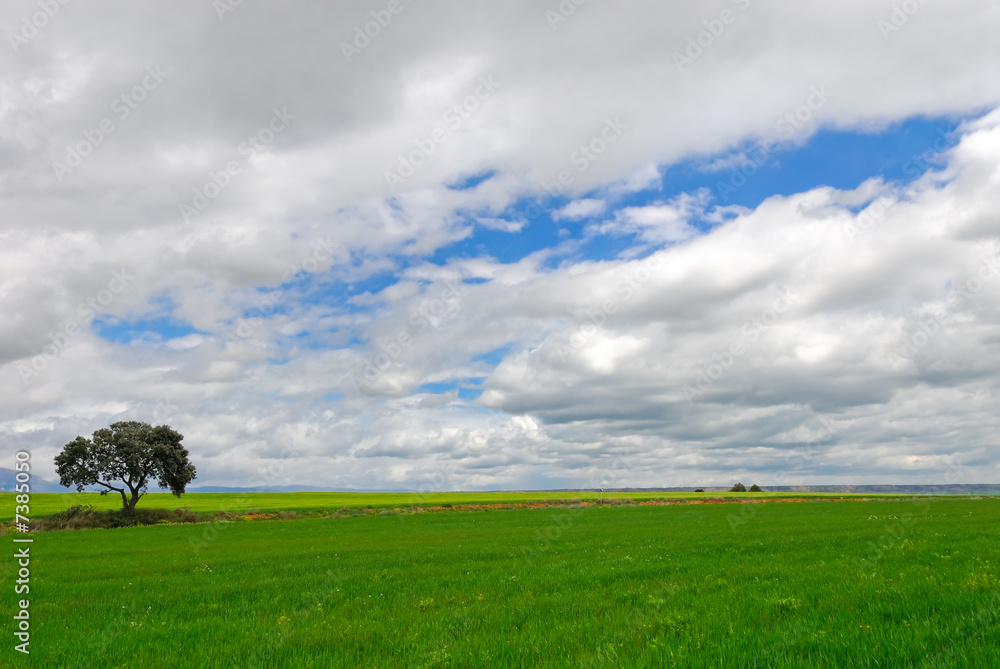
[94,480,125,494]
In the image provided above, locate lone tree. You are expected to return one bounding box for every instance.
[54,421,196,512]
[729,482,747,492]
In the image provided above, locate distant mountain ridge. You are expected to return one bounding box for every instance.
[186,485,338,493]
[2,476,997,495]
[549,484,1000,495]
[0,468,66,492]
[186,484,1000,494]
[758,484,1000,494]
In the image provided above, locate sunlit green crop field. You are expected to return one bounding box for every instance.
[0,490,929,522]
[3,496,999,667]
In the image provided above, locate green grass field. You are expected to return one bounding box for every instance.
[3,495,999,667]
[0,490,935,523]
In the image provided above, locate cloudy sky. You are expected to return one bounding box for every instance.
[2,0,999,491]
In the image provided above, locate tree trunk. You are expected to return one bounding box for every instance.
[120,485,142,513]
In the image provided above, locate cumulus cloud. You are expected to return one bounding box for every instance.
[478,117,1000,485]
[589,191,709,244]
[554,199,606,221]
[1,0,999,489]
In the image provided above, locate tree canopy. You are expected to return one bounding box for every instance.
[54,421,197,511]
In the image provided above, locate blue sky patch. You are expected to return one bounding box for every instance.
[447,169,497,190]
[433,115,970,270]
[93,315,205,345]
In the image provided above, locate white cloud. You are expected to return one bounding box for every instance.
[472,115,1000,485]
[554,198,606,221]
[1,1,999,489]
[589,191,709,244]
[607,163,662,194]
[476,217,525,232]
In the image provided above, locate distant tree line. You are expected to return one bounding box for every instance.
[692,483,763,493]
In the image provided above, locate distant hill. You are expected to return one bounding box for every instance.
[552,484,1000,495]
[0,476,365,495]
[186,485,341,493]
[0,468,66,492]
[182,484,1000,494]
[763,484,1000,494]
[3,479,998,495]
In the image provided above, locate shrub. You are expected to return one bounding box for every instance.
[176,507,198,523]
[694,488,705,493]
[34,504,203,531]
[749,484,762,492]
[729,482,747,492]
